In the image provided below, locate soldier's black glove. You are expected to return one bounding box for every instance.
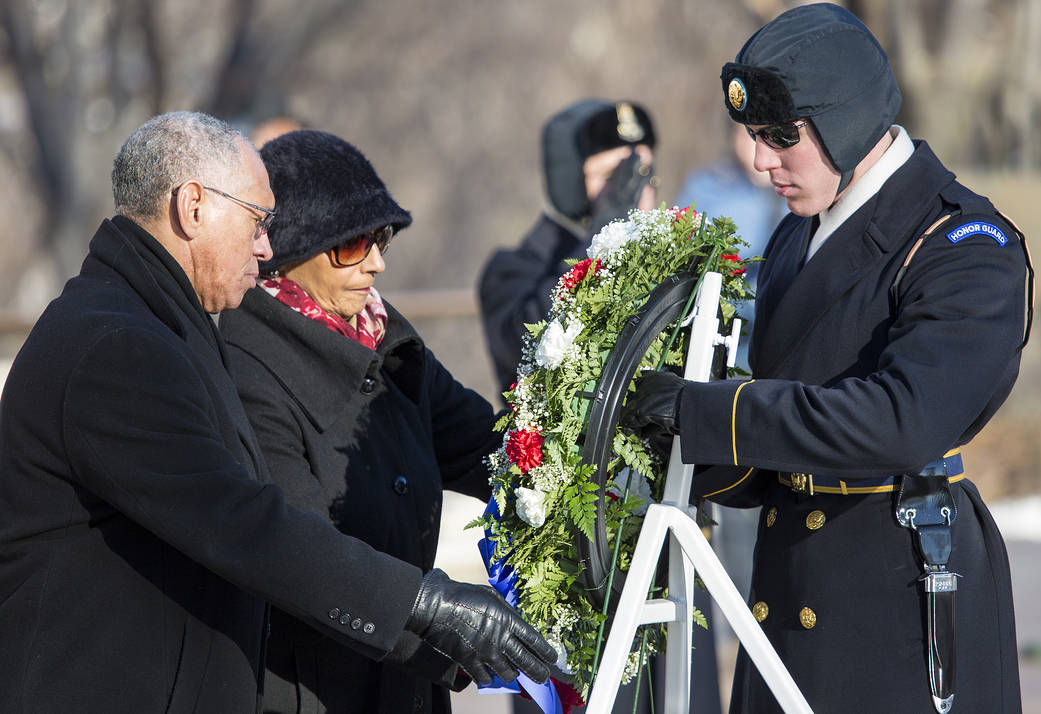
[589,151,653,235]
[405,568,557,685]
[620,369,686,439]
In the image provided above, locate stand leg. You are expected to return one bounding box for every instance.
[585,505,814,714]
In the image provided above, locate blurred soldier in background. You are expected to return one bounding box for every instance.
[478,99,657,398]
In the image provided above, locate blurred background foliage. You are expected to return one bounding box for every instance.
[0,0,1037,495]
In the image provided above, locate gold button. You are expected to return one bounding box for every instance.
[799,606,817,629]
[766,507,777,527]
[805,509,826,530]
[752,601,769,622]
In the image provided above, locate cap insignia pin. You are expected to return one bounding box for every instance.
[616,102,645,142]
[728,78,748,111]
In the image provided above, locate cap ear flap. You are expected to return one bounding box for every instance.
[541,100,611,221]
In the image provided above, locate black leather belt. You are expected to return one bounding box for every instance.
[778,450,963,495]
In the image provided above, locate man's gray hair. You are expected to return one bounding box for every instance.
[112,111,245,222]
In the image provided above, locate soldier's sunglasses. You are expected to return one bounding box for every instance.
[745,120,810,150]
[330,225,395,267]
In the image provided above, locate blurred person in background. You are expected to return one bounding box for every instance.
[0,111,555,714]
[478,99,657,399]
[624,4,1032,712]
[249,116,304,148]
[219,129,514,714]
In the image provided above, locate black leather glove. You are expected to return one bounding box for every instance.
[620,369,686,438]
[589,151,653,235]
[405,568,557,685]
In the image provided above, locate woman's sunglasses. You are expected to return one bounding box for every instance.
[330,225,395,267]
[745,120,810,150]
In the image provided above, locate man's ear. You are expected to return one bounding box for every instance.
[172,180,206,240]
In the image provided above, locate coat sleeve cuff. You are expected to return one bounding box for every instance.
[678,379,756,466]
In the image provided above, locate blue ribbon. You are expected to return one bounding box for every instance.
[476,497,563,714]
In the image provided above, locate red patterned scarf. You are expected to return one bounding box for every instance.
[259,276,388,350]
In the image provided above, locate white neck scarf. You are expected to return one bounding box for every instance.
[805,125,915,263]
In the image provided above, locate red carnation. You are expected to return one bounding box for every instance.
[559,258,602,294]
[517,677,585,713]
[673,205,699,224]
[505,428,544,473]
[722,254,747,275]
[554,678,586,712]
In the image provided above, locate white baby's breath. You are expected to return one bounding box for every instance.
[587,219,638,262]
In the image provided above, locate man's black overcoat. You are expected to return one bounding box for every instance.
[0,218,423,714]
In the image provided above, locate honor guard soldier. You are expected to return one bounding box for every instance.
[623,3,1033,713]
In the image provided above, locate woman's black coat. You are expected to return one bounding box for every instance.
[220,287,500,714]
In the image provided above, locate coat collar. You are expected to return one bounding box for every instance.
[90,217,227,360]
[220,287,424,432]
[752,141,955,377]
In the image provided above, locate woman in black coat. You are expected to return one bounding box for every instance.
[219,130,502,714]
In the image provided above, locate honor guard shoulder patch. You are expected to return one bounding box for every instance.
[946,221,1009,246]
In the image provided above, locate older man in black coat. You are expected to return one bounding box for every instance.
[0,111,555,714]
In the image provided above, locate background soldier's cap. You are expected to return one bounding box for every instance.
[720,2,901,187]
[542,99,656,221]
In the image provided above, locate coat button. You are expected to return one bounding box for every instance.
[765,507,777,527]
[360,377,376,394]
[393,476,408,495]
[799,606,817,629]
[328,607,341,620]
[805,510,826,530]
[339,613,351,626]
[752,601,769,622]
[363,622,375,634]
[352,618,363,630]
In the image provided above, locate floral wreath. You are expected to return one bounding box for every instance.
[472,205,752,705]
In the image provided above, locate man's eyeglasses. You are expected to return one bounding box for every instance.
[202,185,277,238]
[745,120,810,150]
[330,225,395,267]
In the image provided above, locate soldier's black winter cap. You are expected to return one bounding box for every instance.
[721,3,901,190]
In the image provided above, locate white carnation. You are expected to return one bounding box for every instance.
[514,487,547,527]
[534,319,583,370]
[546,636,574,674]
[587,219,637,261]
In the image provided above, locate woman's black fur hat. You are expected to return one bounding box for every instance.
[258,130,412,273]
[721,2,901,191]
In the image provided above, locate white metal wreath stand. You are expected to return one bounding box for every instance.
[584,272,814,714]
